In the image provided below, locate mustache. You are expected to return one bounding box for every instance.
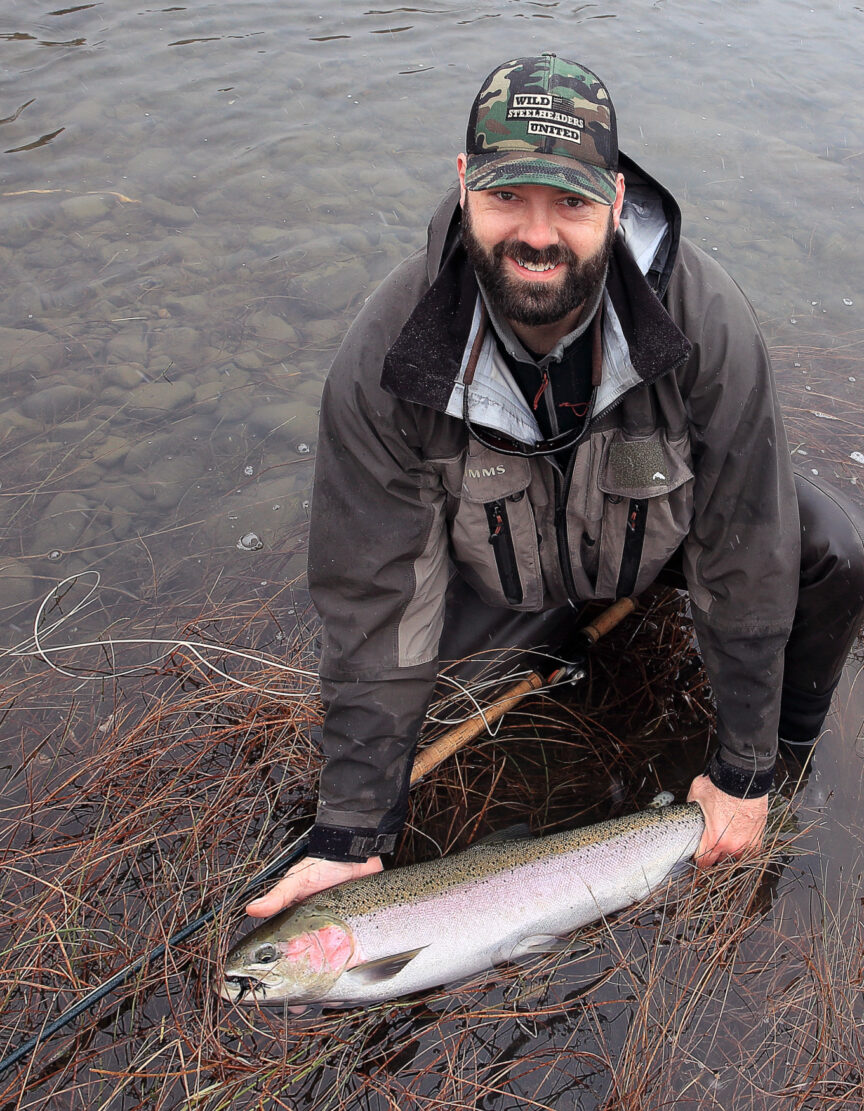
[495,240,577,268]
[495,239,577,267]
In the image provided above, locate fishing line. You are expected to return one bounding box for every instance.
[0,828,312,1078]
[2,571,318,698]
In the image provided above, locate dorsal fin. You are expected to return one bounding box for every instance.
[473,822,533,847]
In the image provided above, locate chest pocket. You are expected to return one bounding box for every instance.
[594,430,694,598]
[444,443,544,611]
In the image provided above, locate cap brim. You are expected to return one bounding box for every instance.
[465,151,617,205]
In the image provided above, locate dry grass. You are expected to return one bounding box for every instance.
[0,586,861,1110]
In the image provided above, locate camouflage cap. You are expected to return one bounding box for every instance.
[464,53,618,204]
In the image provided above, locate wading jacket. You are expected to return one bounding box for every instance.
[306,157,799,862]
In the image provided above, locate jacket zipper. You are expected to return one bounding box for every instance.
[553,453,582,607]
[485,499,523,605]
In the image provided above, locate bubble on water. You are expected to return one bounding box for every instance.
[243,465,254,476]
[297,443,311,454]
[850,452,864,465]
[48,549,63,562]
[237,531,263,552]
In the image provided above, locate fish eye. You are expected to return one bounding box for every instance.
[253,943,279,963]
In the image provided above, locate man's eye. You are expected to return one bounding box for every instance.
[563,196,585,208]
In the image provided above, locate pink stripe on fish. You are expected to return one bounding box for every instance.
[279,925,357,974]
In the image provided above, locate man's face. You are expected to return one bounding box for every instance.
[456,163,624,329]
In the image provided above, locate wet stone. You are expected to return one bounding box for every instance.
[288,258,369,317]
[127,379,195,417]
[0,559,36,609]
[104,363,149,389]
[142,196,198,226]
[31,492,92,555]
[0,327,65,380]
[246,311,298,345]
[60,194,111,224]
[246,401,319,447]
[95,436,130,467]
[148,326,202,365]
[20,385,91,423]
[107,331,149,365]
[295,377,324,405]
[234,352,263,371]
[45,419,93,444]
[0,408,41,440]
[124,433,183,472]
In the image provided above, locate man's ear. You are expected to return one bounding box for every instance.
[456,153,468,207]
[611,172,626,230]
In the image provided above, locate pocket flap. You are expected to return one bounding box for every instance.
[597,432,693,499]
[454,445,533,503]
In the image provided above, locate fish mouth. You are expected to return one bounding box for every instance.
[220,973,269,1003]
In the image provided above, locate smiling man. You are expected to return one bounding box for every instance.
[247,54,864,917]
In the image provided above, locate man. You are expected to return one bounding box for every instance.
[248,54,864,918]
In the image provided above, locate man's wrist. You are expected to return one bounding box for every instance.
[307,824,399,863]
[707,752,774,799]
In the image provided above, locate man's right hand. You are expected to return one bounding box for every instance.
[245,855,383,918]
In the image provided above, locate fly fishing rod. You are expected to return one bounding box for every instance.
[0,595,637,1078]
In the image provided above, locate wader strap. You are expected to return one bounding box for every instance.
[463,302,488,387]
[591,303,603,387]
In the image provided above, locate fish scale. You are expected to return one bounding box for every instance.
[220,803,704,1007]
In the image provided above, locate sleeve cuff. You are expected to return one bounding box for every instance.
[307,824,400,863]
[707,752,774,798]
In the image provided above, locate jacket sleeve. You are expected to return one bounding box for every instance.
[306,257,451,860]
[668,240,799,796]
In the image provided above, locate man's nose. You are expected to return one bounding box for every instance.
[516,202,559,249]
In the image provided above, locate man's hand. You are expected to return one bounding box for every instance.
[245,855,383,918]
[687,774,768,867]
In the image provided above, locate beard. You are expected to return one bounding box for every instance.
[460,198,615,327]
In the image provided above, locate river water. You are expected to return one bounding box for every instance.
[1,1,863,1108]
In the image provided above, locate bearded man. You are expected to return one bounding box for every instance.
[247,54,864,916]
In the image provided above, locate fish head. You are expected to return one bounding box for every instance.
[219,906,355,1006]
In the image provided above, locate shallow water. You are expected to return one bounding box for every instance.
[1,0,863,1107]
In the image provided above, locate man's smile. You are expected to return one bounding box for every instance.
[506,255,564,279]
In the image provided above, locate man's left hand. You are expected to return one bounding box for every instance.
[686,774,768,867]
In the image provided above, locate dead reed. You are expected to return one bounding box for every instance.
[0,584,860,1111]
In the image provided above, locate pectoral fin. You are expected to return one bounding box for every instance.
[341,946,427,986]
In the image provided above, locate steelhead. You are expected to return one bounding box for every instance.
[219,803,704,1008]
